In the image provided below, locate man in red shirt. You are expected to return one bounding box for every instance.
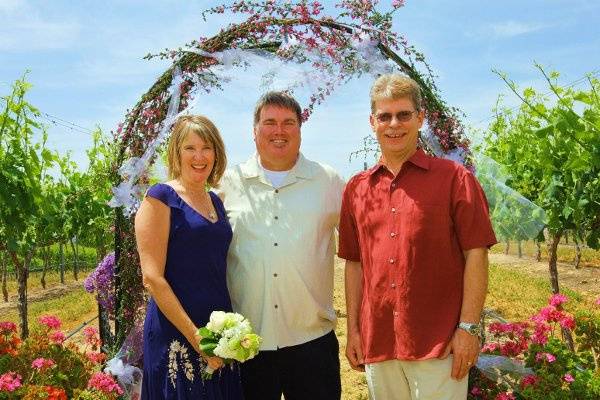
[339,74,497,399]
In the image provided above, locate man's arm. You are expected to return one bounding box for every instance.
[345,260,365,371]
[440,247,488,380]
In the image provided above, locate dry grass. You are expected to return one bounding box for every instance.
[3,267,95,294]
[1,287,97,333]
[490,240,600,269]
[486,263,599,321]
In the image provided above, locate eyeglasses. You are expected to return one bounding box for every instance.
[374,110,418,124]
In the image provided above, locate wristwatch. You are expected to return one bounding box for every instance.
[457,322,482,336]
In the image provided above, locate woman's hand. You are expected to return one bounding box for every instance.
[204,355,224,371]
[193,330,224,371]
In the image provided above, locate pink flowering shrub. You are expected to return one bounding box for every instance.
[87,372,124,397]
[38,315,61,330]
[0,316,122,399]
[469,294,600,399]
[31,357,56,371]
[0,372,21,392]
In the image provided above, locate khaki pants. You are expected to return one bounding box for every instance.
[365,356,467,400]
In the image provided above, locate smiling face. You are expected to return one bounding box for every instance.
[254,105,301,171]
[370,97,424,159]
[178,132,215,186]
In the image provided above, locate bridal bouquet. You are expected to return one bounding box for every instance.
[197,311,262,378]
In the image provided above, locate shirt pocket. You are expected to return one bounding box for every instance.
[408,201,450,245]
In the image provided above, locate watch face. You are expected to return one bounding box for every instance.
[460,322,480,335]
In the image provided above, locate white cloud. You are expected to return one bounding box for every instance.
[490,20,546,38]
[0,0,80,50]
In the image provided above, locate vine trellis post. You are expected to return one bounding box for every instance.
[107,1,472,353]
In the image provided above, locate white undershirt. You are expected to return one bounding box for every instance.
[262,167,290,188]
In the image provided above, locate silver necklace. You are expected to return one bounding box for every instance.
[177,180,217,221]
[203,191,217,222]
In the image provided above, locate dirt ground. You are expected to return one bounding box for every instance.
[0,280,82,313]
[488,253,600,298]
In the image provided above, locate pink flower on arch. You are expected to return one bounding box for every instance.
[594,297,600,306]
[0,372,22,392]
[38,315,61,330]
[563,373,575,383]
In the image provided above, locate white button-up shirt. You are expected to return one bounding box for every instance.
[216,153,345,350]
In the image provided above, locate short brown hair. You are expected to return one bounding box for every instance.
[167,115,227,187]
[254,91,303,126]
[370,74,422,113]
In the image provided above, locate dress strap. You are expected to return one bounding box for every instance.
[146,183,183,209]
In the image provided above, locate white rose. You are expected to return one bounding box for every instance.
[206,311,228,333]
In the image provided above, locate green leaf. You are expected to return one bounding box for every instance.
[197,327,213,339]
[534,125,554,139]
[199,340,217,356]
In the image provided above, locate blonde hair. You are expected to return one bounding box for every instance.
[370,74,422,113]
[166,115,227,187]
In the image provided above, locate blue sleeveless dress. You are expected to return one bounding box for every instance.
[141,183,244,400]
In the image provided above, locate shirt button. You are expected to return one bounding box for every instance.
[275,189,279,193]
[393,311,399,317]
[389,258,395,264]
[274,304,278,309]
[273,273,278,277]
[274,216,279,220]
[274,243,278,246]
[391,183,396,188]
[391,283,396,288]
[390,232,396,238]
[391,207,396,213]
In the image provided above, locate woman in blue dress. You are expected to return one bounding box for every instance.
[135,115,244,399]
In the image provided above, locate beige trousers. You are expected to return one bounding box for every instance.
[365,356,468,400]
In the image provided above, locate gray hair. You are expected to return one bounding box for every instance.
[370,74,423,113]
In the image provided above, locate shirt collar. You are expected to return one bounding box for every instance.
[240,152,314,180]
[367,148,431,176]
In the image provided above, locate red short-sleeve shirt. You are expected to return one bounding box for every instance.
[338,149,497,362]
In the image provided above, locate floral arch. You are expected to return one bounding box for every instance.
[107,0,472,353]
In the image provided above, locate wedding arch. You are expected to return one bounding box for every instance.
[107,0,473,352]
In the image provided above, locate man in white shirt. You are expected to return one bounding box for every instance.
[217,91,345,400]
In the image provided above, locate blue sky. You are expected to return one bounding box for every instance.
[1,0,599,179]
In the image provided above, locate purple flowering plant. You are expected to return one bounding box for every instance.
[84,252,116,318]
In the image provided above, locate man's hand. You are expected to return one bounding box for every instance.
[346,331,365,372]
[439,328,480,380]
